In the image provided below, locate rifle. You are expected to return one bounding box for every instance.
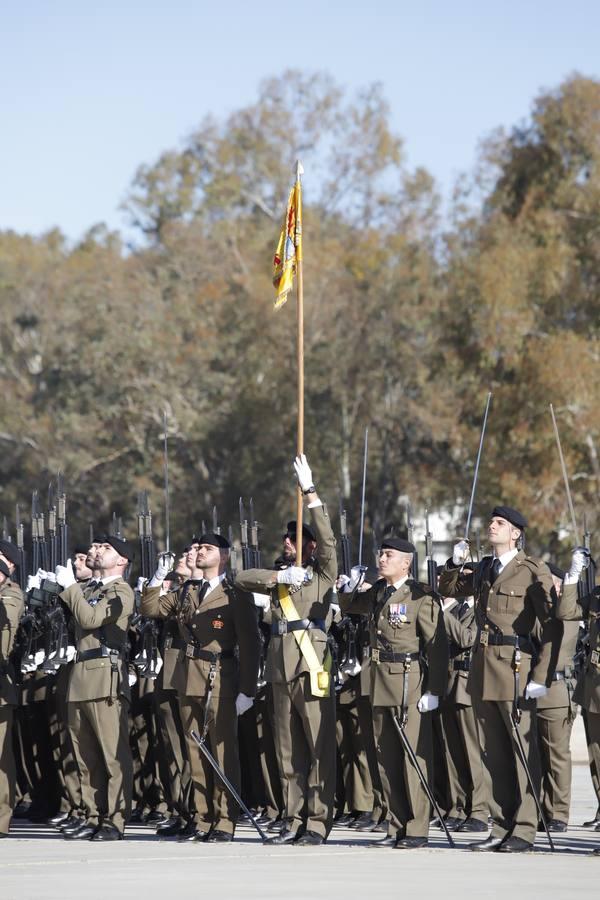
[212,505,220,536]
[239,498,252,570]
[134,491,160,679]
[339,507,352,577]
[47,481,57,572]
[56,473,69,567]
[249,498,261,567]
[227,525,238,579]
[163,410,171,553]
[407,500,419,580]
[15,505,27,592]
[424,508,438,596]
[358,428,368,567]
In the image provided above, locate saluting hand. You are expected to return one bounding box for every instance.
[293,454,314,492]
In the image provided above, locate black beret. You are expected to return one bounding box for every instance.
[0,540,19,567]
[547,562,565,581]
[491,506,528,530]
[104,535,135,561]
[286,520,317,542]
[198,532,230,550]
[380,537,416,554]
[72,545,90,557]
[0,560,10,578]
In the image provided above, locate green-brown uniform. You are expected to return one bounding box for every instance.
[235,504,338,840]
[61,576,134,834]
[142,573,260,837]
[340,567,448,840]
[439,548,561,846]
[441,597,489,827]
[556,578,600,826]
[0,571,24,835]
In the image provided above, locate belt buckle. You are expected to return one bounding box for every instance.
[479,629,489,647]
[371,648,380,664]
[276,620,287,636]
[186,644,195,659]
[165,637,173,650]
[592,650,600,667]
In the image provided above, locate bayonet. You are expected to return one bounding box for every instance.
[163,410,171,553]
[358,427,368,567]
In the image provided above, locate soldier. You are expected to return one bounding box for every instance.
[339,537,448,849]
[0,556,24,837]
[143,533,260,842]
[235,455,338,845]
[556,548,600,834]
[56,535,135,841]
[440,506,561,852]
[534,562,578,831]
[439,574,489,832]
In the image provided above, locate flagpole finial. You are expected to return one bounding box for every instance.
[295,160,304,180]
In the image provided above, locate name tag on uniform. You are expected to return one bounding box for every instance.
[388,603,408,626]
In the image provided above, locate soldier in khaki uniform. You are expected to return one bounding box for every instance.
[56,535,135,841]
[340,537,448,849]
[556,548,600,838]
[0,558,24,837]
[440,587,489,831]
[143,533,260,842]
[440,506,561,853]
[235,455,338,845]
[535,563,579,831]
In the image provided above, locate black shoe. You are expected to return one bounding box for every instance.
[354,818,378,832]
[294,830,324,846]
[457,817,488,833]
[592,848,600,855]
[334,813,354,826]
[469,835,506,852]
[156,816,183,836]
[547,819,567,833]
[128,808,146,824]
[582,815,600,828]
[145,810,169,826]
[594,821,600,833]
[443,816,464,831]
[0,833,8,839]
[204,829,233,843]
[91,824,123,842]
[368,835,397,848]
[177,826,207,843]
[48,811,70,827]
[256,812,272,825]
[59,816,83,833]
[12,801,31,819]
[394,836,428,849]
[64,823,96,841]
[267,818,284,833]
[497,836,533,853]
[267,827,297,845]
[349,812,373,830]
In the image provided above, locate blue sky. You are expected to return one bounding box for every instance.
[1,0,598,241]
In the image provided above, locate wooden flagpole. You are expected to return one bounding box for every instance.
[295,160,304,554]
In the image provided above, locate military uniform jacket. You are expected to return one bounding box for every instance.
[339,579,448,707]
[143,579,260,700]
[142,580,202,693]
[235,504,337,685]
[557,583,600,714]
[443,600,477,706]
[0,579,24,706]
[439,552,560,702]
[61,578,134,703]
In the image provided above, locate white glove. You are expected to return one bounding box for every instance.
[330,602,340,615]
[34,650,46,668]
[277,566,309,587]
[44,571,57,583]
[525,681,547,700]
[55,560,76,589]
[235,692,255,716]
[66,645,76,663]
[148,552,175,587]
[452,540,470,565]
[253,592,270,610]
[293,454,314,492]
[565,547,589,584]
[27,573,41,591]
[128,671,138,687]
[136,576,148,593]
[151,655,163,676]
[417,692,439,713]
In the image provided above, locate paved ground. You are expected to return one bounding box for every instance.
[1,761,599,900]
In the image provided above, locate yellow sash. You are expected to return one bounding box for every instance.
[277,585,331,698]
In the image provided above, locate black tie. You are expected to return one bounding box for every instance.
[197,580,210,604]
[490,558,501,584]
[383,584,396,602]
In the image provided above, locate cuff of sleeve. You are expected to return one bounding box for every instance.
[307,499,322,509]
[563,573,579,585]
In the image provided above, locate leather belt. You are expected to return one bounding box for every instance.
[76,647,126,663]
[453,660,471,672]
[185,646,235,662]
[271,618,326,636]
[482,633,536,655]
[371,649,420,664]
[164,637,186,651]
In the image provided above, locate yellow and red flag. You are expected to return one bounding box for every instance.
[272,179,302,310]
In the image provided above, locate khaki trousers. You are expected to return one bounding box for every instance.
[0,706,15,833]
[441,701,489,821]
[537,705,574,823]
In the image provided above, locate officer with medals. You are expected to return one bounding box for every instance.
[340,536,448,848]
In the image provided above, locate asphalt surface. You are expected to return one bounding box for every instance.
[1,762,599,900]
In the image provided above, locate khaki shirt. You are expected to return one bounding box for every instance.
[0,579,24,706]
[61,578,134,703]
[340,579,448,707]
[556,582,600,714]
[443,600,477,706]
[235,504,337,684]
[439,551,560,702]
